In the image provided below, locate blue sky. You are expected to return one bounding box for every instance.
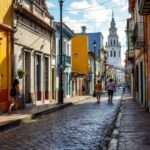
[47,0,129,64]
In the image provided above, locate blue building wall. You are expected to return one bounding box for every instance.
[55,22,74,97]
[87,32,103,57]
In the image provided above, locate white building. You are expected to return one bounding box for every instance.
[106,13,124,83]
[13,0,55,104]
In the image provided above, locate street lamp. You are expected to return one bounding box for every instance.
[58,0,64,104]
[93,41,96,89]
[104,50,108,90]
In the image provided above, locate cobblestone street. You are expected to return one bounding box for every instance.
[0,90,122,150]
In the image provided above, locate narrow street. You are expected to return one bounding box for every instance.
[0,90,122,150]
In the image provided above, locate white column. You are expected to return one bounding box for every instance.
[30,51,35,103]
[41,54,44,102]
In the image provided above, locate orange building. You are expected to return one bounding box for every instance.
[0,0,13,112]
[71,34,89,96]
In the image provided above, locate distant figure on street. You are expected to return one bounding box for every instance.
[106,79,116,104]
[82,85,86,95]
[9,79,24,113]
[95,80,102,103]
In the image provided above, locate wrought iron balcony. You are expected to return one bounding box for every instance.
[132,22,144,49]
[139,0,150,14]
[65,55,71,65]
[61,55,71,66]
[128,50,134,60]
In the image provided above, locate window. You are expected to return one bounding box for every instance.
[110,51,112,57]
[114,51,116,57]
[67,43,69,56]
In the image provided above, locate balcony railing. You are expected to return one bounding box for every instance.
[127,30,134,51]
[139,0,150,14]
[65,55,71,65]
[133,22,144,49]
[128,50,134,59]
[60,55,71,66]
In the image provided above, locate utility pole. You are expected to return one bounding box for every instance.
[93,41,96,89]
[58,0,64,104]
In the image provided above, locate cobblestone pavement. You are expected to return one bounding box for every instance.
[0,90,122,150]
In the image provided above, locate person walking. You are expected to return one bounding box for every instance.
[106,79,116,104]
[95,80,102,103]
[9,79,24,113]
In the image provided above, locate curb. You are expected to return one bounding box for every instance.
[100,99,121,150]
[108,93,124,150]
[0,96,92,132]
[0,102,73,132]
[108,112,121,150]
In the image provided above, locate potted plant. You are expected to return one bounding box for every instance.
[17,69,25,79]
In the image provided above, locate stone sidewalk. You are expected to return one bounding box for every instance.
[0,96,91,130]
[117,93,150,150]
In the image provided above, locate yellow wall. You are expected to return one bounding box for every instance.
[0,0,13,26]
[72,35,89,74]
[0,0,13,112]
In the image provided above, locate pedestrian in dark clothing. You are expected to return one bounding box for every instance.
[106,79,116,104]
[9,79,23,113]
[82,85,86,95]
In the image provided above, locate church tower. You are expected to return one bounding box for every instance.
[106,12,123,82]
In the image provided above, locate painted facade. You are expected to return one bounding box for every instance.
[0,0,13,112]
[144,16,150,110]
[139,0,150,109]
[126,18,134,96]
[71,34,89,96]
[55,22,74,98]
[13,0,55,104]
[126,0,147,108]
[72,35,89,74]
[87,32,104,94]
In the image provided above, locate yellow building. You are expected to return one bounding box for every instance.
[72,35,89,74]
[71,34,89,96]
[0,0,13,112]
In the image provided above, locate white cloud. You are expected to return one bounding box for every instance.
[67,0,111,33]
[64,0,128,65]
[46,1,56,9]
[70,0,90,10]
[69,0,90,14]
[121,5,128,11]
[63,16,90,33]
[112,0,127,7]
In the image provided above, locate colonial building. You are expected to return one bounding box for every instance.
[0,0,13,112]
[55,22,74,98]
[106,13,124,83]
[71,34,89,96]
[13,0,55,104]
[87,31,104,94]
[139,0,150,109]
[126,17,135,97]
[126,0,147,108]
[71,26,104,95]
